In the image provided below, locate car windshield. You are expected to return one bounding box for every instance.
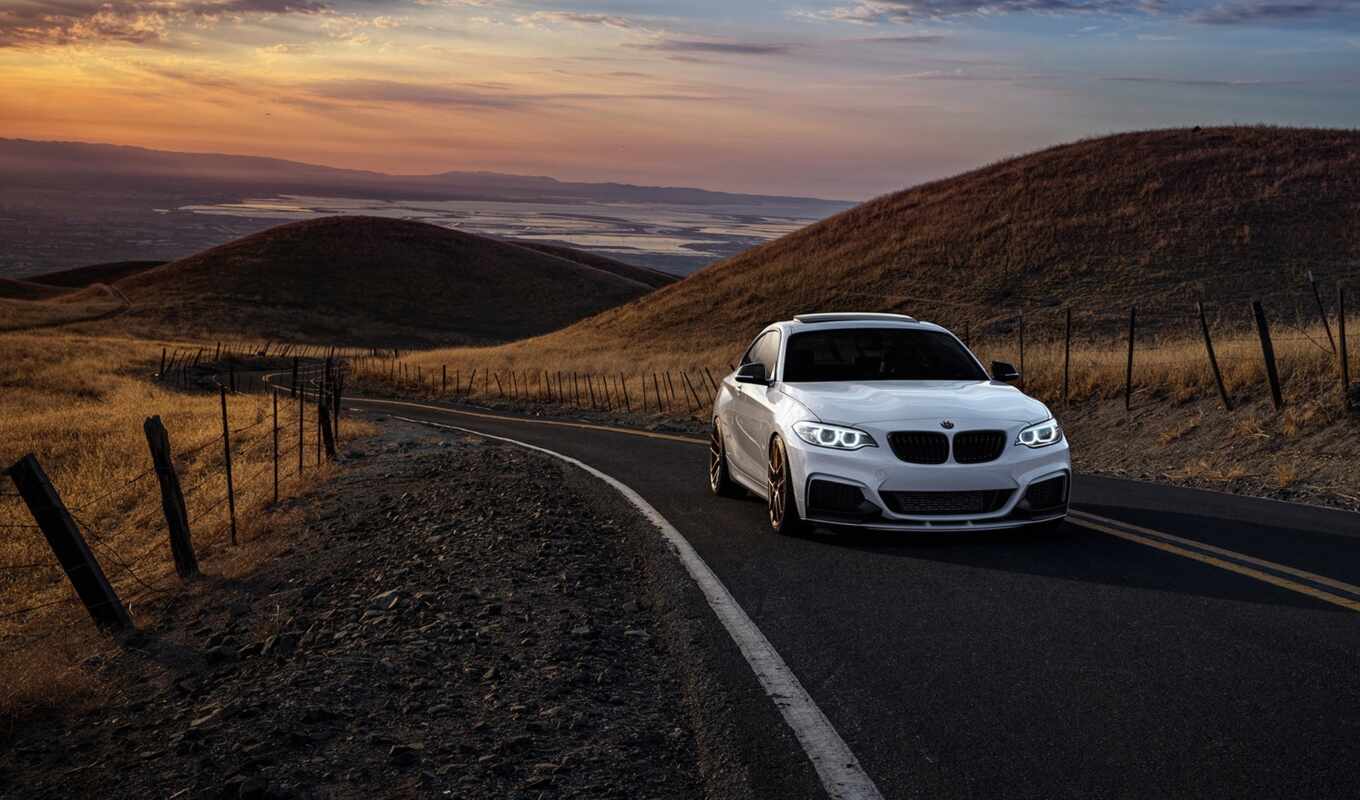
[782,328,987,382]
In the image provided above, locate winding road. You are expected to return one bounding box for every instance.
[283,377,1360,799]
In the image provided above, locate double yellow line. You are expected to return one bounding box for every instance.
[1069,510,1360,613]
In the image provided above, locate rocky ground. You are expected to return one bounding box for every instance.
[0,419,747,799]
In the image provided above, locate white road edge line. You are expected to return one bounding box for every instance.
[390,415,886,800]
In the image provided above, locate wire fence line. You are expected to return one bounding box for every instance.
[3,362,348,638]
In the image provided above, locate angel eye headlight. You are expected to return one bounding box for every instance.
[1016,418,1063,448]
[792,421,877,451]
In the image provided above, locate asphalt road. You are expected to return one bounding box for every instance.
[313,387,1360,799]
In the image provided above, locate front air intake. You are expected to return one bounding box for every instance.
[881,489,1014,516]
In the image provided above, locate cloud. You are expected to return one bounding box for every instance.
[901,67,1054,79]
[1188,0,1357,24]
[306,78,524,108]
[301,78,727,111]
[0,0,330,48]
[514,11,644,31]
[845,33,949,42]
[631,38,795,55]
[799,0,1161,24]
[1103,75,1306,85]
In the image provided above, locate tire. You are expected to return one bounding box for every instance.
[708,422,743,497]
[767,436,809,536]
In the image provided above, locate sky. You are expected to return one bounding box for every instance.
[0,0,1356,199]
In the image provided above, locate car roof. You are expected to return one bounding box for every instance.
[771,313,946,335]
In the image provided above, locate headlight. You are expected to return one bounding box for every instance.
[793,421,877,450]
[1016,418,1063,448]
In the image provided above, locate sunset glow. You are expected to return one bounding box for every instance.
[1,0,1356,198]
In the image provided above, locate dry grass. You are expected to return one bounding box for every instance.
[0,285,126,332]
[0,330,373,721]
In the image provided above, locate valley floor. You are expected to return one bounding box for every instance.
[0,419,731,799]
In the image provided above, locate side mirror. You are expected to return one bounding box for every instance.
[735,362,769,385]
[992,361,1021,383]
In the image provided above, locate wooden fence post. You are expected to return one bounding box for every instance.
[332,366,343,446]
[1062,307,1071,407]
[319,402,337,461]
[653,373,665,413]
[1308,270,1336,353]
[143,416,198,580]
[1124,306,1136,412]
[1197,301,1232,411]
[1252,300,1284,411]
[272,390,280,504]
[619,372,632,412]
[1017,313,1026,392]
[7,455,133,632]
[291,357,298,398]
[159,347,167,379]
[1339,285,1351,411]
[298,390,304,475]
[219,387,238,545]
[681,371,702,412]
[442,365,447,395]
[664,371,679,409]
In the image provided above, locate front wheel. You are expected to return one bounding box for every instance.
[709,422,742,497]
[767,436,808,536]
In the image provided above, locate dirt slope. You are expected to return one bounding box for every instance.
[109,216,657,345]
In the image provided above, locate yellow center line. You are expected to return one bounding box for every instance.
[1070,509,1360,597]
[1069,514,1360,613]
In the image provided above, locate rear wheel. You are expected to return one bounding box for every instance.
[709,422,742,497]
[767,436,808,536]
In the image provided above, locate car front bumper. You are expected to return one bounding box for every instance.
[786,424,1071,532]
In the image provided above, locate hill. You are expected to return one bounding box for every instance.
[502,126,1360,364]
[107,217,658,345]
[0,138,845,207]
[25,260,166,289]
[508,242,676,289]
[0,284,126,331]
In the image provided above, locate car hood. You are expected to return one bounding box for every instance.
[781,380,1051,426]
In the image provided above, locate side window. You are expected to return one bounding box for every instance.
[754,331,781,377]
[741,332,769,366]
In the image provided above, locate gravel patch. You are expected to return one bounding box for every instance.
[0,421,739,799]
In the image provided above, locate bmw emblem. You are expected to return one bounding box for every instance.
[940,419,955,429]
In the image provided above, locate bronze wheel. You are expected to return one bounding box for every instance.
[766,437,806,535]
[709,421,741,497]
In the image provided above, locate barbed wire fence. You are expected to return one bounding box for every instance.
[1,352,349,639]
[346,277,1357,423]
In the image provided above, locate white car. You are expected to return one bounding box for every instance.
[709,313,1070,534]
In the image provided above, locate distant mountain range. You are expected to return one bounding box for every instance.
[0,138,841,207]
[0,139,851,276]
